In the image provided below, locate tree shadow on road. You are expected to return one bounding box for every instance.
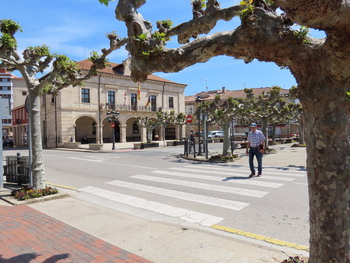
[0,253,69,263]
[222,176,250,181]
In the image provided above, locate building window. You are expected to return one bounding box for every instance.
[133,121,139,134]
[81,88,90,103]
[150,95,157,112]
[169,97,174,108]
[107,91,115,108]
[22,91,27,96]
[131,93,137,111]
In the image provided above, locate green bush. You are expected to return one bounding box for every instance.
[11,186,58,201]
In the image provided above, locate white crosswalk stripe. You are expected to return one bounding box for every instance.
[131,174,268,198]
[79,186,223,226]
[177,166,296,181]
[77,165,305,227]
[161,169,283,188]
[190,164,306,177]
[106,179,249,211]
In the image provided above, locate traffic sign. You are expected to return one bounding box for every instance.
[186,114,192,124]
[110,123,115,128]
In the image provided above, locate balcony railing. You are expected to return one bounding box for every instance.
[105,103,164,112]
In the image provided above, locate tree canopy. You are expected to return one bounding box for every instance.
[106,1,350,262]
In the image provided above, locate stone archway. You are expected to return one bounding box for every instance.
[75,116,97,143]
[102,118,120,143]
[125,117,141,142]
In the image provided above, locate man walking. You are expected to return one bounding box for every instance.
[246,123,266,178]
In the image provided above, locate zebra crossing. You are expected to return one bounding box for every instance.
[78,165,307,227]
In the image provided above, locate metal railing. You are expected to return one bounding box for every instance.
[4,154,30,185]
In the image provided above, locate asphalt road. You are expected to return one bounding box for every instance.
[3,143,309,247]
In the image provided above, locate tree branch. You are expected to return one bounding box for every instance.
[166,5,243,44]
[275,0,350,31]
[126,8,317,82]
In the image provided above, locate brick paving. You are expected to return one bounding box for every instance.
[0,205,152,263]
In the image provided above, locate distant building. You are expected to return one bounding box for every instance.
[0,67,28,139]
[185,87,298,138]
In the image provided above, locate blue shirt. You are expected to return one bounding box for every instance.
[248,130,266,147]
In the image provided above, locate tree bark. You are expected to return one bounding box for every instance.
[29,88,46,189]
[222,123,230,156]
[261,118,269,149]
[298,116,305,145]
[301,79,350,262]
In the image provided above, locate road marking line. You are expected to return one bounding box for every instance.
[79,186,223,226]
[211,224,309,251]
[131,174,268,198]
[106,179,249,210]
[68,157,103,162]
[186,165,306,177]
[161,169,283,188]
[47,182,78,191]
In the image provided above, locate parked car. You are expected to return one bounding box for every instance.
[3,138,13,148]
[208,130,224,139]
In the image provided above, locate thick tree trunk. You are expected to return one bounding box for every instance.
[302,81,350,263]
[29,90,46,189]
[222,123,230,156]
[298,116,305,145]
[261,118,269,149]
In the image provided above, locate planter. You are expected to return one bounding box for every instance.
[89,144,103,150]
[140,143,159,149]
[173,141,186,146]
[63,142,81,149]
[134,143,142,149]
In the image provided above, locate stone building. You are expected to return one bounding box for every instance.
[41,59,187,148]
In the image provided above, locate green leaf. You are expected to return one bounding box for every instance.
[98,0,114,6]
[0,33,17,48]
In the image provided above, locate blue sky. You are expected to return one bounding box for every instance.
[1,0,325,95]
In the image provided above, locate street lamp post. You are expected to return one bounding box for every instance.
[107,111,120,150]
[195,97,202,156]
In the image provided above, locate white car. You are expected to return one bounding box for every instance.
[208,130,224,139]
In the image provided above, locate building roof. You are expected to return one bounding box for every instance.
[185,87,290,103]
[77,60,185,86]
[0,68,13,76]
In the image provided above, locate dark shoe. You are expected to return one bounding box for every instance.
[257,174,262,177]
[249,174,255,178]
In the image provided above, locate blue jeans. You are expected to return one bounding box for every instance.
[249,147,263,175]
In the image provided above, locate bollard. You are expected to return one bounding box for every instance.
[16,152,22,186]
[184,140,188,156]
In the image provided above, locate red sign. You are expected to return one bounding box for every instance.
[110,123,115,128]
[186,114,192,124]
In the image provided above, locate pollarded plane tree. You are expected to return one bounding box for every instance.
[242,86,291,148]
[199,95,240,156]
[0,19,126,189]
[106,0,350,261]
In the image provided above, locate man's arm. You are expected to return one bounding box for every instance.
[246,138,251,154]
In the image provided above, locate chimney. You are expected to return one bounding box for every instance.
[222,86,226,93]
[122,59,132,76]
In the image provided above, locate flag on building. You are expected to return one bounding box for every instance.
[145,96,150,107]
[137,82,141,100]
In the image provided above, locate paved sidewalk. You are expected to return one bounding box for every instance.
[0,205,151,263]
